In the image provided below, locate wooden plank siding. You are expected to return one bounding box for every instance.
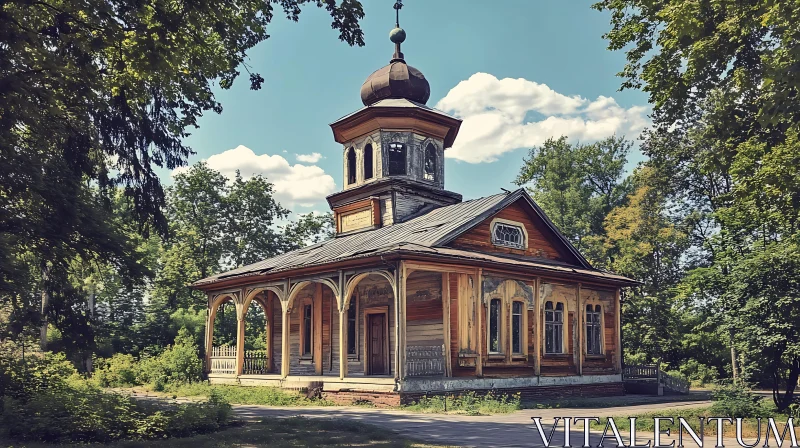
[447,200,575,262]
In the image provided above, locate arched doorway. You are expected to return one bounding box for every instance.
[342,272,396,376]
[207,294,238,375]
[240,292,271,374]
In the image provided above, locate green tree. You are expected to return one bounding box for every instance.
[604,167,690,365]
[1,0,364,344]
[515,135,632,266]
[596,0,800,409]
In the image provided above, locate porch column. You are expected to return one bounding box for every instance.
[396,262,408,380]
[534,278,541,376]
[339,309,348,379]
[281,304,291,378]
[313,284,323,375]
[204,296,214,373]
[235,315,245,376]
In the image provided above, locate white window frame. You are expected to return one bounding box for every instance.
[489,218,528,250]
[487,296,504,355]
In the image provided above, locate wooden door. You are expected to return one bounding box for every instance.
[367,314,387,375]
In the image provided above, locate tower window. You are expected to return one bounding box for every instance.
[346,147,356,185]
[388,142,406,176]
[364,144,374,180]
[424,143,436,181]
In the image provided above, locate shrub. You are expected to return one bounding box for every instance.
[679,359,719,386]
[137,327,202,389]
[709,383,766,418]
[92,353,139,388]
[0,347,232,444]
[404,391,521,415]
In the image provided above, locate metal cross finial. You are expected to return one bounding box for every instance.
[394,0,403,27]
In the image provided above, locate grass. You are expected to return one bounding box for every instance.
[402,391,521,415]
[130,382,335,407]
[1,417,450,447]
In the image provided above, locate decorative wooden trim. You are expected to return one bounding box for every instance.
[442,272,452,377]
[403,261,477,275]
[371,197,381,227]
[363,306,391,376]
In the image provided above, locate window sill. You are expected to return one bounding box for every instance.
[585,354,606,360]
[299,358,314,365]
[543,353,569,358]
[487,354,505,361]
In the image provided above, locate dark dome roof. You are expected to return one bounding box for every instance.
[360,61,431,106]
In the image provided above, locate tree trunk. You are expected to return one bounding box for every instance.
[39,264,50,350]
[84,288,96,372]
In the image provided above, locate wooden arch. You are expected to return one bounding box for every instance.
[342,270,396,311]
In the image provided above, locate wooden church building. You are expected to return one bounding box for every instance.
[193,9,637,405]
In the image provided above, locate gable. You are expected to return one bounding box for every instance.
[445,196,585,266]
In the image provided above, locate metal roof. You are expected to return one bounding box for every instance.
[192,189,636,287]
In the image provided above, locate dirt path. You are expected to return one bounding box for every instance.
[232,400,715,447]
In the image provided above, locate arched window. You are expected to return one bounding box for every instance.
[388,142,406,176]
[424,143,436,181]
[491,221,526,249]
[346,147,356,185]
[585,304,602,355]
[545,301,564,354]
[363,144,374,180]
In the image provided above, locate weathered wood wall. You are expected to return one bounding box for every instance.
[405,271,445,377]
[349,274,395,376]
[448,200,577,263]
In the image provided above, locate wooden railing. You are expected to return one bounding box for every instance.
[623,363,690,393]
[209,346,236,375]
[243,350,269,375]
[622,364,659,380]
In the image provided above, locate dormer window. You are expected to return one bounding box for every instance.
[388,142,406,176]
[346,147,356,185]
[424,143,436,181]
[491,220,526,249]
[364,144,374,180]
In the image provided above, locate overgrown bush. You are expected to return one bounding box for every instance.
[137,327,203,390]
[679,359,719,386]
[709,383,766,418]
[404,391,521,415]
[0,346,232,444]
[92,353,139,387]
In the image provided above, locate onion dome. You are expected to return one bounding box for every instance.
[360,25,431,106]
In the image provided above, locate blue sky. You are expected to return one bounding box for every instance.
[170,1,650,216]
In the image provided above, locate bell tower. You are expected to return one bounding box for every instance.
[327,0,462,235]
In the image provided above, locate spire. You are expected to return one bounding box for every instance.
[390,0,406,63]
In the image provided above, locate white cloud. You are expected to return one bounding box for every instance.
[296,152,323,163]
[173,145,336,208]
[435,73,650,163]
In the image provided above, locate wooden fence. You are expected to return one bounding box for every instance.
[209,346,236,375]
